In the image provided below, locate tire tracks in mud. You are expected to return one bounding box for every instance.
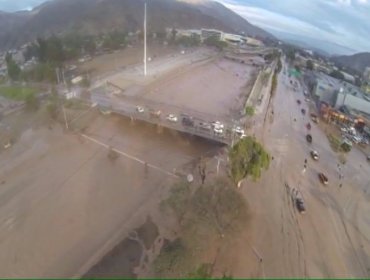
[280,162,308,277]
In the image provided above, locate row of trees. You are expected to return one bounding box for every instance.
[10,31,129,83]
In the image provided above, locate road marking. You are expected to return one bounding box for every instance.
[81,133,179,178]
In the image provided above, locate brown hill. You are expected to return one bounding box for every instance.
[0,0,274,50]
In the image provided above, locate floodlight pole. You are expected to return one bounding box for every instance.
[144,2,147,76]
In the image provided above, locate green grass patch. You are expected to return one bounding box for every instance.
[0,86,38,101]
[245,106,255,116]
[327,133,351,153]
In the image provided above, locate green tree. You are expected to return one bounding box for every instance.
[171,28,178,42]
[188,263,212,278]
[286,49,295,62]
[204,36,227,50]
[330,70,345,80]
[245,106,255,116]
[229,136,270,184]
[306,59,314,71]
[5,53,21,81]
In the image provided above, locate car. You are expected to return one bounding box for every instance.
[182,117,194,127]
[310,150,319,160]
[149,109,161,117]
[240,133,246,139]
[367,155,370,162]
[136,106,144,113]
[301,108,306,115]
[297,99,301,105]
[340,127,348,133]
[214,127,224,134]
[306,134,312,143]
[310,113,319,123]
[296,197,306,214]
[232,126,245,135]
[305,98,310,102]
[306,122,311,130]
[166,114,178,122]
[318,173,328,185]
[198,122,212,131]
[212,121,224,129]
[304,90,308,96]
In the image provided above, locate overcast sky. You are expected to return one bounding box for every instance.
[217,0,370,53]
[1,0,369,53]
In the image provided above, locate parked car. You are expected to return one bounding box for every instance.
[301,108,306,115]
[136,106,144,113]
[212,121,224,129]
[149,109,161,118]
[232,126,245,135]
[367,155,370,162]
[166,114,178,122]
[214,127,224,134]
[310,150,319,160]
[198,122,212,131]
[306,123,311,130]
[297,99,301,105]
[310,113,319,123]
[182,116,194,127]
[318,173,329,185]
[306,134,312,143]
[296,197,306,214]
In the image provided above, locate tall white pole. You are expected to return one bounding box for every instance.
[144,2,147,76]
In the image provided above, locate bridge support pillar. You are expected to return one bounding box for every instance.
[157,124,163,134]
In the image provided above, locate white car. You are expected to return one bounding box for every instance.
[232,126,245,135]
[214,127,224,134]
[166,114,178,122]
[240,133,246,139]
[136,106,144,113]
[212,121,224,129]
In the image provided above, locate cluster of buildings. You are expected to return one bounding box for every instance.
[0,45,38,78]
[307,72,370,131]
[167,28,263,47]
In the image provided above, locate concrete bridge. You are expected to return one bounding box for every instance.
[91,86,244,146]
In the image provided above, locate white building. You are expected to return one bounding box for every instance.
[335,84,370,115]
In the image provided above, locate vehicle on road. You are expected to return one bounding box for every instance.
[166,114,178,122]
[367,155,370,162]
[181,114,194,127]
[198,122,212,131]
[214,127,224,135]
[318,173,329,185]
[310,150,319,160]
[136,106,144,113]
[301,108,306,115]
[232,126,245,135]
[306,134,312,143]
[212,121,224,129]
[306,123,311,130]
[149,109,161,118]
[296,197,306,214]
[305,97,310,102]
[310,113,319,123]
[297,99,301,105]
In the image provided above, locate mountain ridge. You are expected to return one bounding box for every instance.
[0,0,274,50]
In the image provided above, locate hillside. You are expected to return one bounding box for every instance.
[332,52,370,73]
[0,0,274,50]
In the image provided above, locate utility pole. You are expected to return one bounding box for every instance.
[144,1,147,76]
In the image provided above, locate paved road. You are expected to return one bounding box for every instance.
[91,88,243,145]
[235,58,370,278]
